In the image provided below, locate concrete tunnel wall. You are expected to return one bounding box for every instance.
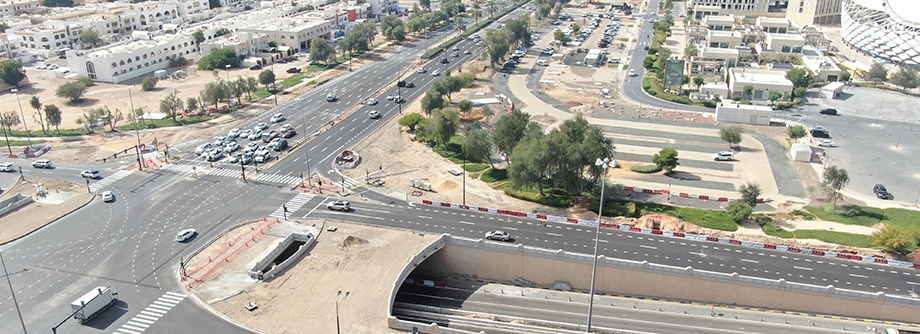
[411,236,920,324]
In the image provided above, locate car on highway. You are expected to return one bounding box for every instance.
[282,129,297,138]
[397,80,415,88]
[874,184,893,200]
[809,126,827,132]
[326,93,336,102]
[248,129,263,140]
[261,130,279,143]
[0,162,14,172]
[270,113,285,123]
[244,142,260,153]
[254,146,270,157]
[254,122,268,130]
[101,191,115,202]
[417,68,427,74]
[367,98,379,105]
[431,69,441,76]
[464,50,471,55]
[451,45,459,51]
[32,159,53,169]
[175,228,197,242]
[81,170,101,179]
[628,69,636,77]
[239,129,252,139]
[385,93,396,100]
[195,143,212,155]
[205,149,224,162]
[819,108,838,115]
[816,139,837,147]
[241,153,254,165]
[485,230,511,241]
[272,139,288,151]
[327,200,351,211]
[254,154,272,163]
[712,151,734,161]
[280,124,293,132]
[453,52,460,57]
[392,95,404,103]
[228,128,241,138]
[369,110,381,119]
[228,154,242,164]
[440,58,449,64]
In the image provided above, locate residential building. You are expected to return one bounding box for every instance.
[0,0,40,16]
[801,54,842,82]
[786,0,842,26]
[64,31,199,83]
[726,67,793,100]
[689,0,771,17]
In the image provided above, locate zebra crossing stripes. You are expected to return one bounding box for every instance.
[207,168,243,178]
[254,173,301,185]
[327,170,361,188]
[158,163,200,174]
[270,193,316,219]
[114,291,186,334]
[89,170,133,191]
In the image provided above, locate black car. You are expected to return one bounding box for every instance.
[272,139,289,151]
[873,184,893,200]
[810,129,830,138]
[441,58,449,64]
[397,80,415,88]
[286,67,301,73]
[249,65,263,70]
[819,108,838,115]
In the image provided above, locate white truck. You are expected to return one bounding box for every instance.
[71,286,118,323]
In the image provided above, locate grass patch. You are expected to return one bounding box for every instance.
[642,75,697,105]
[481,168,508,182]
[617,37,629,42]
[504,186,571,207]
[0,139,46,146]
[622,64,629,71]
[792,230,876,248]
[279,73,306,88]
[762,222,794,238]
[630,164,661,173]
[804,204,887,227]
[463,163,488,173]
[613,200,738,231]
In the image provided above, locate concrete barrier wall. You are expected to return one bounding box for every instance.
[0,193,32,217]
[415,236,920,323]
[248,232,314,280]
[387,235,448,325]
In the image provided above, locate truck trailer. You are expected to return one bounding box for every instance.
[71,286,118,323]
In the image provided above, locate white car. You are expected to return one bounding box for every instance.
[817,139,837,147]
[254,154,272,163]
[175,229,197,242]
[485,230,511,241]
[101,191,115,202]
[369,110,381,119]
[244,142,260,153]
[239,129,252,138]
[367,98,379,105]
[808,126,826,132]
[280,124,293,132]
[195,143,212,155]
[385,93,396,100]
[0,162,14,172]
[223,141,240,152]
[228,128,241,138]
[254,122,268,131]
[32,159,53,169]
[712,151,734,161]
[327,200,351,211]
[81,170,101,179]
[248,129,263,140]
[628,69,636,77]
[270,113,285,123]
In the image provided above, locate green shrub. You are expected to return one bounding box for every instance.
[630,164,662,173]
[504,188,571,207]
[832,204,863,217]
[463,163,488,173]
[702,100,717,108]
[481,168,508,182]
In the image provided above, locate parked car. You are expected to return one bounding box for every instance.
[0,163,13,172]
[249,65,263,70]
[819,108,838,115]
[485,230,511,241]
[327,200,351,211]
[175,228,197,242]
[816,139,837,147]
[286,67,301,73]
[32,159,53,169]
[712,151,734,161]
[81,170,101,179]
[874,184,893,200]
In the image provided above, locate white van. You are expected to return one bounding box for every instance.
[607,58,620,64]
[0,162,13,172]
[537,60,549,66]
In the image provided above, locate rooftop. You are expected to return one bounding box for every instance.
[729,68,793,85]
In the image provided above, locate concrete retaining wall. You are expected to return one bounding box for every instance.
[414,236,920,324]
[0,193,33,217]
[387,235,448,331]
[247,232,314,280]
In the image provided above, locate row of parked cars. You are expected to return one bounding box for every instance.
[195,113,294,163]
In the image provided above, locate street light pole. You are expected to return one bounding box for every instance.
[301,99,312,187]
[10,89,32,148]
[587,157,615,332]
[335,290,349,334]
[225,64,231,82]
[0,251,28,334]
[128,86,144,171]
[462,159,466,206]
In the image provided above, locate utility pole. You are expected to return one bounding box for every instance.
[301,101,312,187]
[1,251,28,334]
[587,157,616,332]
[462,159,466,206]
[128,86,144,171]
[10,89,32,148]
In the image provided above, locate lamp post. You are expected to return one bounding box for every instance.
[128,86,144,171]
[301,99,312,187]
[462,159,466,206]
[0,251,28,334]
[10,89,32,148]
[587,157,616,332]
[335,290,350,334]
[225,64,231,82]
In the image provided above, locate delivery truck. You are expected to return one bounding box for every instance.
[71,286,118,323]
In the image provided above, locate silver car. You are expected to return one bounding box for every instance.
[326,200,351,211]
[485,230,511,241]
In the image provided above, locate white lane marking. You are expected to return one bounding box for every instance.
[793,266,813,271]
[639,245,657,250]
[740,259,759,264]
[849,274,869,278]
[547,232,563,237]
[459,221,474,225]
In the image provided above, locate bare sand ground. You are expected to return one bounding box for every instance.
[188,220,436,334]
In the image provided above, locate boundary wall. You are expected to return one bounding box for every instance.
[419,199,920,270]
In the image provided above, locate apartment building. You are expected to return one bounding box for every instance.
[64,30,200,83]
[786,0,842,26]
[0,0,40,16]
[727,67,794,100]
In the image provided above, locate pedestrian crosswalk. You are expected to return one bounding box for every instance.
[207,168,242,178]
[113,291,186,334]
[270,193,316,219]
[328,170,361,188]
[159,163,200,174]
[89,170,133,192]
[254,173,301,185]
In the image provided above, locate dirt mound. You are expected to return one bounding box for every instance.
[433,179,458,191]
[339,235,368,249]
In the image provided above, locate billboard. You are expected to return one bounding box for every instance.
[663,59,685,88]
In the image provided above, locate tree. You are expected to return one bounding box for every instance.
[793,87,807,99]
[785,67,814,89]
[99,106,123,131]
[0,60,26,86]
[692,76,704,89]
[463,123,495,168]
[160,90,184,122]
[197,47,242,71]
[192,30,205,46]
[643,56,656,70]
[653,47,672,71]
[889,66,919,89]
[872,226,916,255]
[458,100,473,114]
[0,22,9,33]
[839,71,851,82]
[725,201,753,223]
[43,105,62,132]
[420,90,445,116]
[719,126,743,148]
[0,111,20,154]
[652,148,679,174]
[141,76,158,91]
[787,125,807,139]
[509,131,550,195]
[258,70,276,89]
[492,108,532,155]
[186,97,199,113]
[398,113,425,131]
[29,96,46,134]
[738,182,761,207]
[742,85,754,99]
[80,29,102,47]
[426,108,460,145]
[309,38,336,65]
[867,62,888,86]
[56,81,88,103]
[553,30,571,45]
[768,91,782,105]
[821,166,849,207]
[684,44,698,59]
[486,30,511,67]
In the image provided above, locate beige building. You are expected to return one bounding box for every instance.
[690,0,770,15]
[727,67,794,101]
[786,0,842,26]
[802,55,842,82]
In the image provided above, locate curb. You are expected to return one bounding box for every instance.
[418,199,919,270]
[622,185,766,203]
[0,191,96,247]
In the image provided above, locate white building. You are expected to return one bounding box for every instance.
[0,0,40,16]
[715,102,773,125]
[65,32,198,83]
[727,67,793,101]
[801,55,842,82]
[689,0,772,16]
